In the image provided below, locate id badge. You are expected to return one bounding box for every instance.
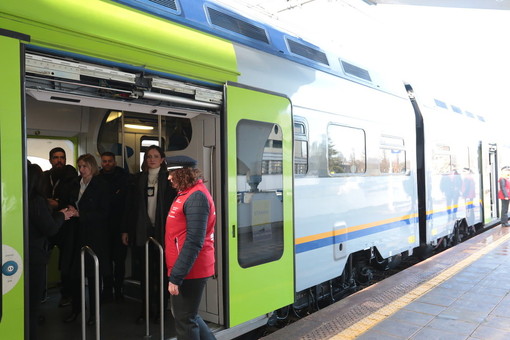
[147,186,155,197]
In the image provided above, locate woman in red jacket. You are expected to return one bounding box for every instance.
[165,156,216,340]
[498,166,510,227]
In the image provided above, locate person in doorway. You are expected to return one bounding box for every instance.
[63,154,112,325]
[99,151,131,302]
[123,145,175,324]
[41,147,78,308]
[498,166,510,227]
[165,156,217,340]
[27,162,74,340]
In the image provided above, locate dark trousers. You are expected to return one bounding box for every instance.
[502,199,509,224]
[170,277,216,340]
[29,264,46,340]
[70,274,99,317]
[103,233,127,297]
[133,245,169,317]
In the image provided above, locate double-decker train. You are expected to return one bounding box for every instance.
[0,0,507,339]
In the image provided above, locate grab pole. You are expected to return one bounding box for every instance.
[81,246,100,340]
[144,237,165,340]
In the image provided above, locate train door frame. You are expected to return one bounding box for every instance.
[487,144,499,222]
[223,82,294,329]
[0,30,28,340]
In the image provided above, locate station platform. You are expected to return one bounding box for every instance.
[261,224,510,340]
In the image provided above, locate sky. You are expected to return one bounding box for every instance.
[218,0,510,127]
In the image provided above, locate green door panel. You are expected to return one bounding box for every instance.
[0,34,26,339]
[225,83,294,327]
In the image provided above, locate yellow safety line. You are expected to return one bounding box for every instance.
[329,230,510,340]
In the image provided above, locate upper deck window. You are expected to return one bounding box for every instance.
[114,0,181,15]
[286,39,329,66]
[207,7,269,44]
[340,60,371,82]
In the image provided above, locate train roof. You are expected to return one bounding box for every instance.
[112,0,405,95]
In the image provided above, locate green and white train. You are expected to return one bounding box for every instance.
[0,0,506,339]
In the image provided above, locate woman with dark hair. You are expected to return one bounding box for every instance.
[27,163,74,340]
[165,161,216,340]
[63,153,112,325]
[123,145,175,323]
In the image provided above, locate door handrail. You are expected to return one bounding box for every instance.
[81,246,100,340]
[144,237,165,340]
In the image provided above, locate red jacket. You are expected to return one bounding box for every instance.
[165,180,215,283]
[499,177,510,199]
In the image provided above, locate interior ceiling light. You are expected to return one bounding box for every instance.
[124,124,154,130]
[106,111,123,123]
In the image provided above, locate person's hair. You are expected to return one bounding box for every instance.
[77,153,100,176]
[142,145,167,172]
[49,147,66,159]
[27,163,44,200]
[101,151,115,158]
[170,168,203,191]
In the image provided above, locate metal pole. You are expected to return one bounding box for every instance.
[81,246,101,340]
[144,237,165,340]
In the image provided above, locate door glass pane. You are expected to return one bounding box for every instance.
[236,120,284,268]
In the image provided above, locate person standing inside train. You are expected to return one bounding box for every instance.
[123,145,175,324]
[63,153,112,325]
[99,151,131,302]
[27,163,74,340]
[41,147,78,308]
[165,156,217,340]
[498,166,510,227]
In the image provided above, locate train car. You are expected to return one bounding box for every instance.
[0,1,504,339]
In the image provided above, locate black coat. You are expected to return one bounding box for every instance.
[28,195,65,265]
[125,167,175,247]
[41,164,78,208]
[64,175,112,276]
[99,166,131,234]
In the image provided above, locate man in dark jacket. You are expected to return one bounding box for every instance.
[99,151,131,301]
[41,147,78,307]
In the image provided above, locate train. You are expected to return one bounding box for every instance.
[0,0,507,339]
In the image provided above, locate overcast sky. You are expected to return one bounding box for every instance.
[219,0,509,126]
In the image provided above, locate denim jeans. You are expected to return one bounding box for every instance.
[170,277,216,340]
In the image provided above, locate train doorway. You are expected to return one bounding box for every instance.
[23,51,224,339]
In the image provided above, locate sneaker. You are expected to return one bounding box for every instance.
[58,297,72,307]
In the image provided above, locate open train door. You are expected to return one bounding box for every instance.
[224,83,294,328]
[0,30,28,339]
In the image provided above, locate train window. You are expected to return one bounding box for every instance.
[451,105,463,115]
[379,136,407,174]
[294,121,308,175]
[236,120,284,268]
[327,124,366,175]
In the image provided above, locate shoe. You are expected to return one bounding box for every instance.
[503,223,510,227]
[58,297,72,307]
[135,314,145,325]
[63,312,79,323]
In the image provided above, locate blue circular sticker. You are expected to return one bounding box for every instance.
[2,260,18,276]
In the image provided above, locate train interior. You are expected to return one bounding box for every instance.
[25,51,225,339]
